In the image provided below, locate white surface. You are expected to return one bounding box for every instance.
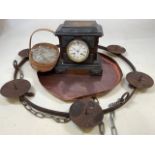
[0,19,155,135]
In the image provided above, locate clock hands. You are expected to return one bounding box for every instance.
[67,40,89,63]
[80,53,85,56]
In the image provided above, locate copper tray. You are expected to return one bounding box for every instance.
[38,53,122,101]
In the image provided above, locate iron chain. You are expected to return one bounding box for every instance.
[98,121,105,135]
[108,93,129,135]
[12,54,136,135]
[109,103,118,135]
[13,60,24,79]
[21,100,70,123]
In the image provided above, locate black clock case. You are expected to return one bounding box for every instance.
[54,21,103,75]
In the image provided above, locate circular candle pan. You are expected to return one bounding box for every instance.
[107,45,126,54]
[69,98,103,129]
[18,49,29,58]
[0,79,31,98]
[126,71,154,89]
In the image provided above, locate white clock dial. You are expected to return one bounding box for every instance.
[31,45,58,64]
[67,40,89,63]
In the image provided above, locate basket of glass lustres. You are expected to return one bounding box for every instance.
[29,28,60,72]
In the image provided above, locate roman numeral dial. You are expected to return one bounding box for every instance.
[67,40,89,63]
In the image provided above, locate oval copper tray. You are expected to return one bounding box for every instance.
[38,53,122,101]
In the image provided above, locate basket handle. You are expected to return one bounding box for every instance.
[29,28,55,50]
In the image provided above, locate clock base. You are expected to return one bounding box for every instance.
[55,54,103,76]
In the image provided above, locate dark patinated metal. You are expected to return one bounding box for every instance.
[0,44,144,135]
[55,20,103,75]
[126,71,154,89]
[69,98,104,129]
[0,79,31,98]
[107,45,126,54]
[1,45,138,119]
[18,49,29,58]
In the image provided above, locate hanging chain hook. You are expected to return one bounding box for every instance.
[13,60,24,79]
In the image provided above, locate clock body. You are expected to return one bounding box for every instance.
[55,20,103,75]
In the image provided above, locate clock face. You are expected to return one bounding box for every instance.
[67,39,89,63]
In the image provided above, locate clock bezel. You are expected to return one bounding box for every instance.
[66,39,90,63]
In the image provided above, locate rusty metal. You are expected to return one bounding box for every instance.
[19,95,70,118]
[0,79,31,98]
[109,103,118,135]
[9,46,140,117]
[118,54,136,71]
[18,49,29,58]
[13,58,28,80]
[1,44,154,134]
[21,98,70,122]
[107,45,126,54]
[98,121,105,135]
[126,72,154,89]
[69,98,104,129]
[98,45,136,71]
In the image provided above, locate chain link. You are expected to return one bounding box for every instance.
[19,69,24,79]
[98,121,105,135]
[21,100,70,123]
[92,96,100,104]
[13,60,24,79]
[98,91,129,135]
[109,112,118,135]
[120,92,130,103]
[109,103,118,135]
[13,60,18,69]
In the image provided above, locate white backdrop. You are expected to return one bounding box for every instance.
[0,19,155,134]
